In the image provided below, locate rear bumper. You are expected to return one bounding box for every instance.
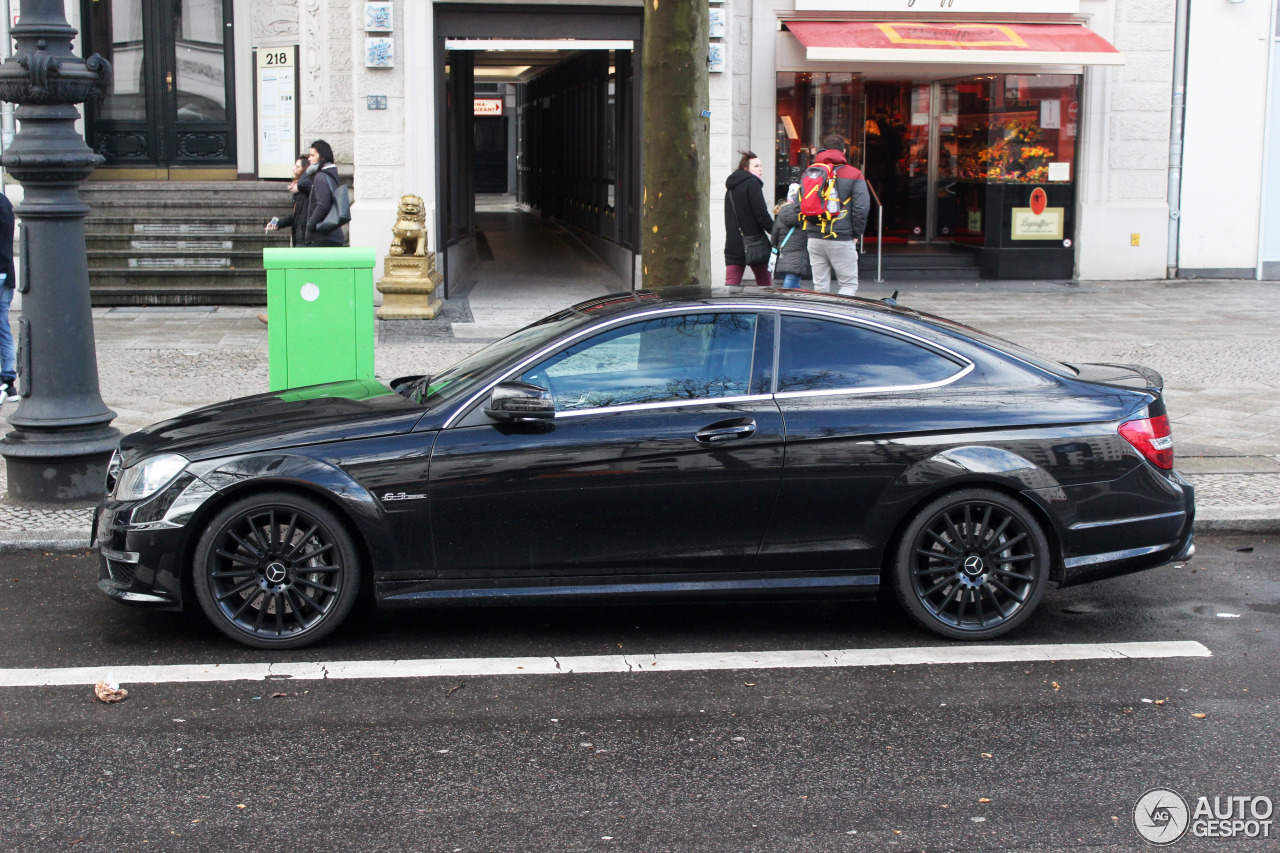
[1053,469,1195,587]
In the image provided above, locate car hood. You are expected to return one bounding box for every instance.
[118,379,425,465]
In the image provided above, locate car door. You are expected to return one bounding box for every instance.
[428,310,784,579]
[757,311,975,573]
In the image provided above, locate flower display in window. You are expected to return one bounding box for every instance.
[959,120,1057,183]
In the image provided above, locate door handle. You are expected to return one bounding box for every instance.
[166,71,173,93]
[695,420,756,443]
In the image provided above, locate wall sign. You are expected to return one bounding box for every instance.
[366,38,394,67]
[254,47,298,180]
[364,2,393,32]
[474,98,503,116]
[1011,206,1065,240]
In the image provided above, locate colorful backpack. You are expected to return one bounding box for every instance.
[798,162,844,235]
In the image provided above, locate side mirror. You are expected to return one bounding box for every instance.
[485,381,555,421]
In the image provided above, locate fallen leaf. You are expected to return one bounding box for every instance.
[94,681,128,703]
[744,683,756,687]
[1051,682,1060,691]
[979,798,991,803]
[235,804,246,809]
[980,753,993,759]
[1154,699,1166,705]
[1192,713,1207,719]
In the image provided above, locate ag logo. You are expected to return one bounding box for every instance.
[1135,788,1190,845]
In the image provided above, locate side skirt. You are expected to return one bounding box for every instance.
[377,573,881,607]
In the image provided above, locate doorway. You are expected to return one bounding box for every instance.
[435,3,643,296]
[82,0,237,174]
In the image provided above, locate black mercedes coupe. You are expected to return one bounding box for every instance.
[95,290,1195,649]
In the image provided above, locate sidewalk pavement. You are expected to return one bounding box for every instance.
[3,273,1278,550]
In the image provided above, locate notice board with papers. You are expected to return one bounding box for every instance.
[255,47,299,179]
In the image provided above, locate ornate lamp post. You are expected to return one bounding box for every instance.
[0,0,119,502]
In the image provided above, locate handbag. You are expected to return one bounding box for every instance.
[768,226,796,274]
[728,192,771,266]
[316,173,352,234]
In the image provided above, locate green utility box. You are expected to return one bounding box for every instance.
[263,247,377,391]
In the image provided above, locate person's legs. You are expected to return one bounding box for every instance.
[781,273,801,289]
[724,264,745,286]
[808,241,833,292]
[748,262,773,286]
[827,240,860,296]
[0,285,15,385]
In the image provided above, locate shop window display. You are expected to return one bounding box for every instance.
[775,72,1080,262]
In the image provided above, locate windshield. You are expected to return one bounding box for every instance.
[413,312,586,408]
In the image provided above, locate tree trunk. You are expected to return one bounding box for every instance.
[641,0,710,295]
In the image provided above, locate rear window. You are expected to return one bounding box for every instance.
[914,314,1079,377]
[778,315,965,393]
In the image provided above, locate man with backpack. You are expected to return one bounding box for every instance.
[800,134,871,296]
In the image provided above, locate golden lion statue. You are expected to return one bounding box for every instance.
[389,194,427,256]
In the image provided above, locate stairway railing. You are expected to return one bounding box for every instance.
[860,180,884,284]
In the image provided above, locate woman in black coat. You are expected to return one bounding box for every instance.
[303,139,347,247]
[264,153,312,247]
[723,151,774,287]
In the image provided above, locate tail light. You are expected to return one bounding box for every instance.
[1119,415,1174,470]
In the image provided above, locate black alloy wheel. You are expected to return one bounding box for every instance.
[193,491,361,649]
[892,488,1049,640]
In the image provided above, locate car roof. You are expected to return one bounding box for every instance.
[556,287,955,335]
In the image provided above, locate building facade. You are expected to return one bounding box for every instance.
[13,0,1280,296]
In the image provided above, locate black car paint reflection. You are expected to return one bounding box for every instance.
[95,290,1194,649]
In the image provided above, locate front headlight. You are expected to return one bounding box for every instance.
[114,454,188,501]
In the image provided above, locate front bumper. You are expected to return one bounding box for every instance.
[95,500,189,610]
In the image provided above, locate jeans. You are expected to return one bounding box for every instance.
[0,285,14,384]
[780,273,802,289]
[808,239,859,295]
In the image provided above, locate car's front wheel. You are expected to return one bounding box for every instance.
[193,491,361,649]
[892,488,1050,640]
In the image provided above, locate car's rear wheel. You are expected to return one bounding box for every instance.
[193,491,361,649]
[892,488,1049,640]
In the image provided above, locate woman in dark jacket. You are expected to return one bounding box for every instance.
[304,139,347,247]
[265,153,312,247]
[723,151,774,287]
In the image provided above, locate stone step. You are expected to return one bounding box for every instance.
[88,269,266,306]
[87,236,286,253]
[87,251,265,270]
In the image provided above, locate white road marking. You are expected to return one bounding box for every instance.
[0,641,1211,688]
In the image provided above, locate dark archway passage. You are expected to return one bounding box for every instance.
[436,4,643,297]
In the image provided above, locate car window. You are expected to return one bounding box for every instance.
[778,315,963,393]
[520,312,758,411]
[416,312,584,408]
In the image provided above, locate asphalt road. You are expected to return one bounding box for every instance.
[0,536,1276,853]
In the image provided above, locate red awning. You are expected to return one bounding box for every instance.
[785,21,1124,66]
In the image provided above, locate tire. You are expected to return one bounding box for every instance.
[193,491,362,649]
[891,488,1050,641]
